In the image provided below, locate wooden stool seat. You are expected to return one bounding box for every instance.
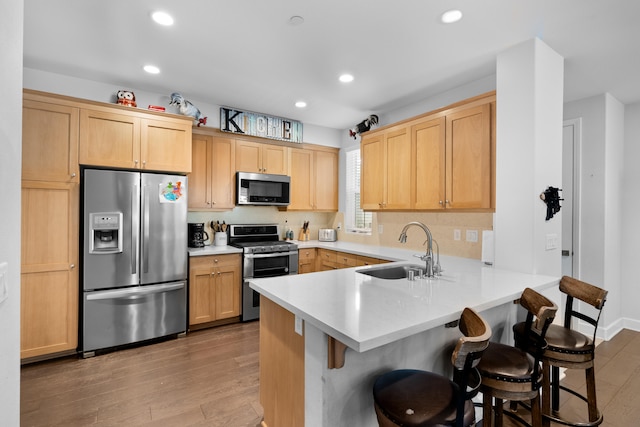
[373,369,475,426]
[478,287,557,427]
[373,307,491,427]
[537,276,607,427]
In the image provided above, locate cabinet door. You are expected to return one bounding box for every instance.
[189,266,216,325]
[188,134,213,209]
[298,249,316,274]
[446,104,492,209]
[384,126,412,209]
[413,117,446,209]
[140,118,192,173]
[22,100,79,183]
[235,140,262,173]
[21,181,79,359]
[360,133,385,210]
[314,150,338,211]
[215,264,241,319]
[209,136,236,209]
[79,109,140,169]
[289,148,314,210]
[263,144,288,175]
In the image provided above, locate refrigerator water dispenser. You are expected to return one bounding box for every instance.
[89,212,123,253]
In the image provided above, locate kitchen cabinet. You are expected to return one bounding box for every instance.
[361,92,495,211]
[20,181,79,359]
[289,147,339,211]
[361,125,412,210]
[189,134,236,210]
[22,99,79,183]
[316,249,359,271]
[79,108,193,173]
[356,255,388,266]
[298,248,317,274]
[189,254,241,327]
[235,140,288,175]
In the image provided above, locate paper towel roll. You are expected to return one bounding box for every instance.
[482,230,494,265]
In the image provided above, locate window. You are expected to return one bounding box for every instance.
[345,149,372,234]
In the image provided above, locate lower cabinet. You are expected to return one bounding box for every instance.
[316,249,387,272]
[189,254,241,327]
[298,248,317,274]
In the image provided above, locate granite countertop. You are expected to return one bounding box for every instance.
[249,241,559,352]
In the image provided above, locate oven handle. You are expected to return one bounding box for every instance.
[244,251,298,259]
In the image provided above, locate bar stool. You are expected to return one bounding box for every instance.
[372,307,492,427]
[477,287,557,427]
[537,276,607,426]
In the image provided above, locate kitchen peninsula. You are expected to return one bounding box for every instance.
[250,241,559,427]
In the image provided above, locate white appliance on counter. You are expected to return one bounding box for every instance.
[81,169,188,356]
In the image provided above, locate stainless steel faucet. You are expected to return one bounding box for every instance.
[398,221,437,277]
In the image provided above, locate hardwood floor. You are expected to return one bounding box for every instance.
[21,324,640,426]
[21,321,262,426]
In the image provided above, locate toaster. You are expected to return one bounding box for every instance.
[318,228,337,242]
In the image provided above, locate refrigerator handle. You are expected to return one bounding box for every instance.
[142,184,150,273]
[131,184,139,274]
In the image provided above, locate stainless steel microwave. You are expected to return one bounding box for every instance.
[236,172,291,206]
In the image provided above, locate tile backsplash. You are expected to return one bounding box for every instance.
[188,208,493,260]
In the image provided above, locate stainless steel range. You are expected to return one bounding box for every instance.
[228,224,298,321]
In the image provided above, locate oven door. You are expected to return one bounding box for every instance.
[242,251,298,321]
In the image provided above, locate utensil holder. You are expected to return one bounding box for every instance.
[214,232,227,246]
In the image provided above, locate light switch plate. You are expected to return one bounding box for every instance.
[0,262,8,305]
[466,230,478,243]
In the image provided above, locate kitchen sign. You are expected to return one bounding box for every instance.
[220,107,303,143]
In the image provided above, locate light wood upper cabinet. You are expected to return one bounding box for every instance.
[361,92,495,211]
[189,254,241,327]
[361,125,411,210]
[236,140,288,175]
[289,147,338,211]
[22,99,79,183]
[79,108,192,173]
[189,134,235,210]
[21,180,79,359]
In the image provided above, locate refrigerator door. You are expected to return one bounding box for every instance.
[140,173,188,285]
[83,169,140,291]
[82,281,186,353]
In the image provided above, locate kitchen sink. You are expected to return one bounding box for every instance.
[357,264,426,280]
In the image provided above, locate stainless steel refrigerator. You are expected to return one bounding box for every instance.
[81,169,188,355]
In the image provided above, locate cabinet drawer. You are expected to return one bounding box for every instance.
[299,248,316,260]
[356,255,387,266]
[190,254,240,269]
[317,249,337,262]
[335,251,357,267]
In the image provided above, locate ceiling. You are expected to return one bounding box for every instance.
[23,0,640,130]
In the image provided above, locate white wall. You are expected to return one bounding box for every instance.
[564,94,625,338]
[621,101,640,331]
[23,68,343,148]
[0,0,24,424]
[494,38,564,277]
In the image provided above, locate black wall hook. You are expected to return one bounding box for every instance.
[540,186,563,220]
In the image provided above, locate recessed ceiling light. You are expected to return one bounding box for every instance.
[295,101,307,108]
[441,9,462,24]
[339,74,354,83]
[152,11,174,26]
[143,65,160,74]
[289,15,304,26]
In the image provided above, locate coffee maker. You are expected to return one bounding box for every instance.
[188,223,209,248]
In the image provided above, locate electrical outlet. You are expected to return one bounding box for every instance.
[378,224,384,234]
[466,230,478,243]
[545,233,559,250]
[454,229,461,241]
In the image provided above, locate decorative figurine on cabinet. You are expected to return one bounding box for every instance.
[349,114,379,139]
[169,92,207,126]
[116,90,137,107]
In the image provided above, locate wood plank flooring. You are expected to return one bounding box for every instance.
[21,324,640,426]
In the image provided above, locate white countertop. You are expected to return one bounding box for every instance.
[188,245,243,256]
[249,241,559,352]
